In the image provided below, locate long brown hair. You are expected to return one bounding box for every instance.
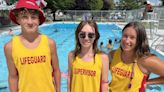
[121,21,151,58]
[73,20,100,59]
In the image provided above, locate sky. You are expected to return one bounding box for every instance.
[149,0,162,6]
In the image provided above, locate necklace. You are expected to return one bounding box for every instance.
[121,52,138,89]
[128,59,137,89]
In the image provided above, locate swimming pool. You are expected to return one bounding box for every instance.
[0,22,164,92]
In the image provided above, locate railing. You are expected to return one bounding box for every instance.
[54,7,164,29]
[55,10,140,22]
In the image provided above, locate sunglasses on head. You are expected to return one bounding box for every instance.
[78,31,95,39]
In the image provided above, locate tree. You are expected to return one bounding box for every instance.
[119,0,143,10]
[102,0,115,10]
[75,0,88,10]
[46,0,75,11]
[5,0,17,5]
[45,0,75,21]
[108,0,115,9]
[162,0,164,6]
[75,0,103,10]
[88,0,103,10]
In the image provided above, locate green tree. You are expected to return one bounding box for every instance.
[162,0,164,6]
[6,0,17,5]
[45,0,56,11]
[75,0,103,10]
[45,0,75,21]
[75,0,88,10]
[102,0,115,10]
[88,0,103,10]
[119,0,143,10]
[46,0,75,11]
[108,0,115,9]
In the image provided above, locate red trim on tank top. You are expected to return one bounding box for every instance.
[139,74,149,92]
[51,59,55,85]
[51,59,54,77]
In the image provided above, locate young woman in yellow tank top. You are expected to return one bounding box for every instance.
[67,20,109,92]
[108,22,164,92]
[4,0,61,92]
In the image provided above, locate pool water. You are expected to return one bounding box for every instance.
[0,22,163,92]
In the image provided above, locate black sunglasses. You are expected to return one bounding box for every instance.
[78,31,95,39]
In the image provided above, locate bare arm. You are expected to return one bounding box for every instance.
[48,38,61,92]
[101,53,109,92]
[4,41,18,92]
[67,52,73,92]
[108,50,115,68]
[141,56,164,85]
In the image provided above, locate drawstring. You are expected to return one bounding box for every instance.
[128,59,137,89]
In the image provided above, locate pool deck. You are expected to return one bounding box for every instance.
[148,29,164,56]
[0,22,164,56]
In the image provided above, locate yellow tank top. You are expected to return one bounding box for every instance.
[12,35,55,92]
[109,48,148,92]
[71,53,102,92]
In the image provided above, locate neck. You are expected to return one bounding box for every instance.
[121,51,136,64]
[21,32,40,42]
[80,47,94,58]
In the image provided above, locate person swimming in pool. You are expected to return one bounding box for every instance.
[8,29,14,36]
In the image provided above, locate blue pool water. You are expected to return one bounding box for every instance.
[0,22,164,92]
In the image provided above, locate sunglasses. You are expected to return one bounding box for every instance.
[78,31,95,40]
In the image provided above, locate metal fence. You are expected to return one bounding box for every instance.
[55,7,164,29]
[1,7,164,29]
